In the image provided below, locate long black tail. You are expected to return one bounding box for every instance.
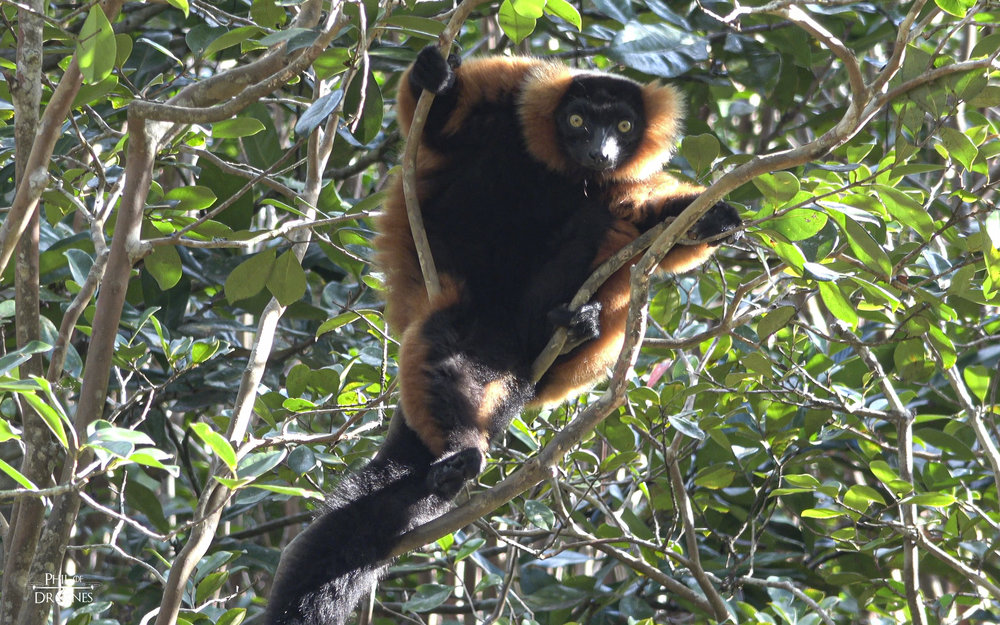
[263,417,466,625]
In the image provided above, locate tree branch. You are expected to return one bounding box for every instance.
[401,0,493,300]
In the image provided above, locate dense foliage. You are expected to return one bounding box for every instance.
[1,1,999,624]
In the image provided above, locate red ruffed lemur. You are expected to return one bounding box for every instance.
[264,46,742,625]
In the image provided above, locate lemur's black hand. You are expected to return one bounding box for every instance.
[427,447,483,500]
[692,201,743,246]
[548,301,602,351]
[410,46,461,95]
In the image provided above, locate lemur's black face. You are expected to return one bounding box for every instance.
[554,76,647,173]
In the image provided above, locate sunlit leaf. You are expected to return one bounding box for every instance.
[190,422,237,473]
[76,6,116,84]
[266,251,307,306]
[498,0,536,44]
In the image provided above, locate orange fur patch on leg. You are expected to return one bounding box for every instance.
[477,378,511,429]
[399,322,447,457]
[658,243,715,274]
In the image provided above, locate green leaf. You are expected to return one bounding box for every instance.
[454,537,486,562]
[757,232,805,271]
[934,0,975,16]
[694,464,735,489]
[128,450,180,476]
[212,117,266,139]
[600,450,640,473]
[544,0,582,29]
[249,483,323,498]
[869,460,912,495]
[817,282,858,329]
[165,0,190,16]
[343,71,383,144]
[296,90,343,136]
[282,398,317,412]
[0,419,20,442]
[0,458,37,490]
[72,75,119,108]
[217,608,247,625]
[844,484,886,511]
[608,21,707,78]
[785,474,821,488]
[384,15,446,39]
[190,422,237,473]
[841,215,892,278]
[251,0,285,28]
[196,571,229,604]
[403,584,453,613]
[681,134,719,175]
[186,24,228,57]
[22,392,69,448]
[877,186,934,240]
[76,6,116,84]
[753,172,800,204]
[894,338,933,382]
[758,305,796,339]
[316,311,363,336]
[803,261,843,282]
[265,251,307,306]
[939,127,979,172]
[927,324,956,369]
[225,249,275,303]
[770,209,827,242]
[237,450,286,480]
[214,475,253,490]
[145,244,183,290]
[969,85,1000,108]
[511,0,545,18]
[963,365,991,403]
[903,492,956,507]
[498,0,536,45]
[0,340,51,377]
[90,421,155,446]
[668,414,705,440]
[524,499,555,530]
[984,210,1000,250]
[191,339,220,364]
[801,508,844,519]
[204,26,265,58]
[165,185,217,212]
[115,33,133,67]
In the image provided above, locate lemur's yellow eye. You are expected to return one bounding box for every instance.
[568,114,584,128]
[618,120,632,133]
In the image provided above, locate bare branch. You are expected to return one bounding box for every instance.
[733,576,836,625]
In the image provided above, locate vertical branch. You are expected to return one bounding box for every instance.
[928,342,1000,503]
[666,443,732,621]
[14,107,154,625]
[154,6,348,621]
[837,326,927,625]
[1,2,51,623]
[400,0,493,299]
